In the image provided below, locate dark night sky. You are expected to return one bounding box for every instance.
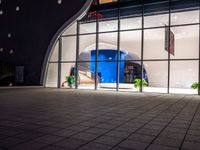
[0,0,86,85]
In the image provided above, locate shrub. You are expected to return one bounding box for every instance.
[133,78,148,88]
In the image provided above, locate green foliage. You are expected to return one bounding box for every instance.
[66,76,75,87]
[133,78,148,88]
[191,82,200,89]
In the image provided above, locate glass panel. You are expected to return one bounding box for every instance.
[61,63,76,88]
[62,36,77,61]
[144,13,169,28]
[99,9,118,32]
[63,22,77,36]
[170,25,199,59]
[120,30,141,61]
[170,61,198,94]
[97,61,117,91]
[143,61,168,93]
[99,32,118,53]
[120,5,142,30]
[80,22,96,34]
[144,1,169,28]
[45,63,58,87]
[171,10,199,26]
[144,28,168,60]
[78,62,95,90]
[50,41,59,62]
[99,19,118,32]
[119,60,141,92]
[121,17,141,30]
[79,34,96,61]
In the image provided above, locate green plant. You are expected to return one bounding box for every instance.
[133,78,148,88]
[191,82,200,89]
[67,76,75,88]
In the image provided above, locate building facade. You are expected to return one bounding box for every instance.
[44,0,200,95]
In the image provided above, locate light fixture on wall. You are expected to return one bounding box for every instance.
[0,10,3,15]
[16,6,20,11]
[0,48,3,53]
[8,33,12,38]
[57,0,62,5]
[10,50,14,54]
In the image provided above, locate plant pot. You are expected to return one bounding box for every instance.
[69,84,73,88]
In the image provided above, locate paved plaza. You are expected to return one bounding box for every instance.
[0,88,200,150]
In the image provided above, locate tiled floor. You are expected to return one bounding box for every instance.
[0,88,200,150]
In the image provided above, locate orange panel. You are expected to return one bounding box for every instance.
[99,0,113,4]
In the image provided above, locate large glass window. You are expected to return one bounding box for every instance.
[45,0,200,95]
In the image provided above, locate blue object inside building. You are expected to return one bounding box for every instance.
[90,50,125,83]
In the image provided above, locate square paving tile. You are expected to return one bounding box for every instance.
[146,144,179,150]
[72,132,99,141]
[119,140,149,150]
[54,138,88,149]
[94,135,123,146]
[34,134,64,144]
[77,142,112,150]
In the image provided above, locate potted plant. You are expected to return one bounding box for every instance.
[66,76,75,88]
[191,82,200,90]
[133,78,148,88]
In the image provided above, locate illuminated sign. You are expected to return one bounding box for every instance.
[99,0,117,4]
